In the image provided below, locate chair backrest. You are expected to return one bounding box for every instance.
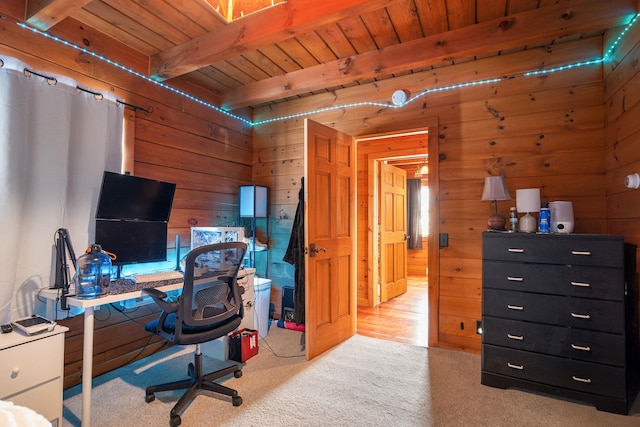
[175,242,247,341]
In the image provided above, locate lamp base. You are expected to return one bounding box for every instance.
[519,213,537,233]
[487,213,507,231]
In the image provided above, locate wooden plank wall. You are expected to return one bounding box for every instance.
[57,304,169,389]
[254,35,613,353]
[603,18,640,274]
[0,17,252,384]
[408,246,428,277]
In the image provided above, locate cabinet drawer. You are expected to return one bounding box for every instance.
[0,335,63,398]
[482,234,623,267]
[483,345,626,398]
[483,261,623,300]
[483,289,624,333]
[482,317,625,366]
[7,376,62,424]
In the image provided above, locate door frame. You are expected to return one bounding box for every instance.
[368,150,421,305]
[358,122,440,348]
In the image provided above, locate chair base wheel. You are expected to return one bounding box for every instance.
[145,392,155,403]
[232,396,243,406]
[170,414,181,427]
[234,369,242,378]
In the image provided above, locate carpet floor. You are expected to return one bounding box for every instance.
[62,325,640,426]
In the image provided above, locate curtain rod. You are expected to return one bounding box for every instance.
[24,68,57,85]
[20,66,152,114]
[116,100,153,115]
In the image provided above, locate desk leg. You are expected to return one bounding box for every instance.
[81,306,95,427]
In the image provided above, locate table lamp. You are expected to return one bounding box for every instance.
[481,176,511,230]
[515,188,540,233]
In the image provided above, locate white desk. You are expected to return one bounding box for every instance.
[39,268,254,427]
[40,282,181,427]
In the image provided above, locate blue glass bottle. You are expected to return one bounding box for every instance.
[75,244,112,298]
[539,203,550,234]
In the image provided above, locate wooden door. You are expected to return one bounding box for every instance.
[304,119,356,360]
[379,162,408,302]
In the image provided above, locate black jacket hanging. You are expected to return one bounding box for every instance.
[283,178,305,325]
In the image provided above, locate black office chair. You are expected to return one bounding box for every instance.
[142,242,247,427]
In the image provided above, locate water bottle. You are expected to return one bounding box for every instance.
[75,244,112,298]
[539,203,550,234]
[509,207,518,232]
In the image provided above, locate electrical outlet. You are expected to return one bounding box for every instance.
[439,233,448,248]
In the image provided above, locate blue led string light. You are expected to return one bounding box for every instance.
[523,58,604,77]
[16,22,253,126]
[251,77,503,126]
[604,13,639,60]
[14,12,639,127]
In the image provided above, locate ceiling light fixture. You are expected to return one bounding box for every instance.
[391,89,408,106]
[414,158,428,177]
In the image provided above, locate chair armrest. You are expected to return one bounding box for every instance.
[142,287,178,313]
[142,287,168,299]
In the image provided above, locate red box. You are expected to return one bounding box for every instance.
[229,328,259,362]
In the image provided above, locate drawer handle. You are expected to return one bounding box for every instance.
[571,250,592,256]
[507,363,524,370]
[507,334,524,341]
[572,375,592,384]
[571,344,591,352]
[570,312,591,319]
[507,276,524,282]
[507,305,524,311]
[507,248,525,253]
[570,281,591,288]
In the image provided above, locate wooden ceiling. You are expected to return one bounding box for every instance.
[3,0,637,112]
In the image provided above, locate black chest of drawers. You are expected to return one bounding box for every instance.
[481,232,639,414]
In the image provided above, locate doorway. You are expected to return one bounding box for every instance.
[355,129,431,347]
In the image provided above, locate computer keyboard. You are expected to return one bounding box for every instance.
[133,270,183,284]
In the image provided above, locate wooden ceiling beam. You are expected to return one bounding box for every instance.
[221,0,636,110]
[25,0,93,31]
[149,0,394,81]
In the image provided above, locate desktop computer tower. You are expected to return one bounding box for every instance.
[281,286,295,322]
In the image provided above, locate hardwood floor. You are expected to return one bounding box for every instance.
[357,275,428,347]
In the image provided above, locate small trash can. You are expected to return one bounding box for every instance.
[253,278,272,339]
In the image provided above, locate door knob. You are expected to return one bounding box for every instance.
[309,243,326,257]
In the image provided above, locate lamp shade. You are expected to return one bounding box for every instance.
[515,188,541,213]
[239,185,268,218]
[481,176,511,202]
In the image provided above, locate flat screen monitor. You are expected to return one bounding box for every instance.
[96,171,176,221]
[95,220,168,266]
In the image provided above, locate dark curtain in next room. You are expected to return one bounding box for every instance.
[407,179,422,250]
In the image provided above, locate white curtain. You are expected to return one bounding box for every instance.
[0,58,123,323]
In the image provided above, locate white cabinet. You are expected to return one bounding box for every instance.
[0,326,68,426]
[238,268,255,332]
[201,268,255,360]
